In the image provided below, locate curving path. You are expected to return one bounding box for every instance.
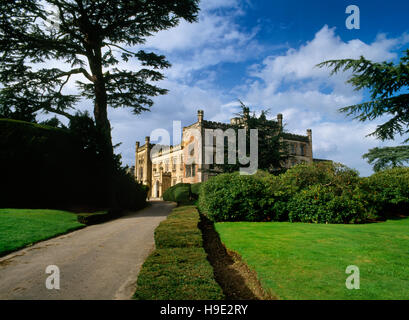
[0,201,174,300]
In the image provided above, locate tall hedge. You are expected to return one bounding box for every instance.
[0,119,147,210]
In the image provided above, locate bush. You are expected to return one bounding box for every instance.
[198,163,368,224]
[279,161,360,193]
[198,172,277,222]
[163,183,192,203]
[77,211,111,225]
[174,184,191,203]
[357,167,409,217]
[287,184,368,224]
[275,162,361,219]
[191,183,202,199]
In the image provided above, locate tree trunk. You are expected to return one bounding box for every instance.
[88,45,117,210]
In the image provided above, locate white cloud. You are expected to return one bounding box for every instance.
[238,25,409,175]
[142,0,262,81]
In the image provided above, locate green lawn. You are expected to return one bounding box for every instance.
[0,209,85,256]
[215,217,409,300]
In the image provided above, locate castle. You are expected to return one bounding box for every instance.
[135,110,313,198]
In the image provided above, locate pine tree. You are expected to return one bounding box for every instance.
[363,146,409,172]
[317,50,409,171]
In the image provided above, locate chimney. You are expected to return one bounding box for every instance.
[197,110,204,123]
[307,129,312,142]
[277,113,283,128]
[136,141,140,151]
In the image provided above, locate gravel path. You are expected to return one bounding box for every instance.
[0,201,175,300]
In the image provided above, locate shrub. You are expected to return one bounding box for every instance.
[358,167,409,217]
[162,185,176,201]
[198,172,277,222]
[191,183,202,199]
[77,211,111,225]
[275,162,361,219]
[287,184,368,224]
[279,161,360,193]
[174,184,191,203]
[163,183,192,203]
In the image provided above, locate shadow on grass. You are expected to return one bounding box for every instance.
[198,214,275,300]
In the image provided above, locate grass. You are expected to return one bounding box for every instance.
[134,205,224,300]
[215,217,409,300]
[0,208,85,256]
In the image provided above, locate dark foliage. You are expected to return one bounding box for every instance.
[0,118,147,211]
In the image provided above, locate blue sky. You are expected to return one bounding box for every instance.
[50,0,409,176]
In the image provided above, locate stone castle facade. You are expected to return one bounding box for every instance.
[135,110,313,198]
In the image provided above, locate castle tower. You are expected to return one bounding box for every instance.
[135,141,140,180]
[307,129,313,159]
[277,113,283,128]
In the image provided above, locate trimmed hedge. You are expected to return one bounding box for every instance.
[77,211,111,225]
[191,183,202,199]
[134,205,224,300]
[0,118,147,211]
[163,183,193,203]
[154,206,202,248]
[134,247,224,300]
[0,119,87,208]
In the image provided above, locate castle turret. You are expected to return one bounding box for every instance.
[277,113,283,128]
[135,141,140,180]
[307,129,313,160]
[197,110,204,123]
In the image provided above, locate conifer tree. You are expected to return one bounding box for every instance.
[317,50,409,171]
